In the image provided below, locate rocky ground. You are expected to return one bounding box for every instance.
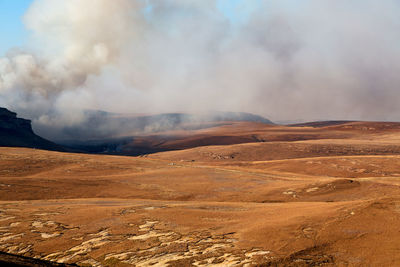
[1,121,400,266]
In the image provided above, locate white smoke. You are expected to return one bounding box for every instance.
[1,0,400,137]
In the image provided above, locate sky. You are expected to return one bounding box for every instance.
[1,0,400,136]
[0,0,255,56]
[0,0,32,56]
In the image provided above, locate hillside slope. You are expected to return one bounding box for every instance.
[1,120,400,265]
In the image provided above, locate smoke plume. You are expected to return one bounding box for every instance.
[1,0,400,138]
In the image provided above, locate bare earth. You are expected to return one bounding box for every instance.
[1,121,400,266]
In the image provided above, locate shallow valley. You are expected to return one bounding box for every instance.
[1,121,400,266]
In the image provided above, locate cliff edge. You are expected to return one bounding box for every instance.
[0,107,64,151]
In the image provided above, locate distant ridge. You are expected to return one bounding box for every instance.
[288,120,356,128]
[36,110,273,141]
[0,107,64,151]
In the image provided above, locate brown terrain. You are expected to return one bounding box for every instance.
[1,121,400,266]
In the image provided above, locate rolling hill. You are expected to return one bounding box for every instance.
[1,120,400,265]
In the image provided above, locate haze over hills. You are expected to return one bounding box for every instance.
[34,110,273,141]
[29,110,273,155]
[0,106,276,155]
[4,106,400,158]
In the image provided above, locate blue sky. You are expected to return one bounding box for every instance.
[217,0,261,25]
[0,0,259,56]
[0,0,32,56]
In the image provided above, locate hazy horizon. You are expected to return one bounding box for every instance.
[1,0,400,130]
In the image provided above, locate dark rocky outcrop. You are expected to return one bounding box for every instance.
[0,251,77,267]
[0,107,64,151]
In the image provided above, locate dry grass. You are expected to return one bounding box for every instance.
[1,121,400,266]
